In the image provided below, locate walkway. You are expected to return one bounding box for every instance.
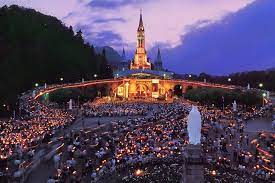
[245,118,274,133]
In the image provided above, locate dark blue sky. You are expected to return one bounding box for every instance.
[156,0,275,75]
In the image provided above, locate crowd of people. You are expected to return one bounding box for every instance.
[200,105,274,182]
[46,101,274,183]
[83,102,151,117]
[0,95,75,181]
[0,87,274,183]
[45,102,189,182]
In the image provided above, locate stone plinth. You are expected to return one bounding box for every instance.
[181,144,204,183]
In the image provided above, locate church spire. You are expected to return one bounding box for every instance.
[130,9,151,70]
[121,47,126,61]
[155,48,163,71]
[138,9,144,31]
[157,48,162,63]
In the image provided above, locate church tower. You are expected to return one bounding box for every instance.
[122,47,126,61]
[120,47,129,70]
[154,48,163,70]
[130,10,152,70]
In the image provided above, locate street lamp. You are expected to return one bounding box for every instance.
[35,83,39,87]
[60,77,64,82]
[188,74,192,78]
[259,83,263,88]
[94,74,98,78]
[228,78,231,82]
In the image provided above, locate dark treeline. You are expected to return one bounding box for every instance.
[178,70,275,91]
[185,88,262,107]
[0,5,113,116]
[48,86,110,107]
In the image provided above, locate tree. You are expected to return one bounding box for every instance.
[0,5,113,116]
[185,88,262,106]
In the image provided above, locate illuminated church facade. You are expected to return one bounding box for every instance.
[130,12,152,70]
[115,11,171,79]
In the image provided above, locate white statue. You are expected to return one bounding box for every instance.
[32,90,36,98]
[187,106,202,145]
[69,99,73,110]
[233,100,237,112]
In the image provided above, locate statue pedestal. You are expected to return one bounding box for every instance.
[181,144,204,183]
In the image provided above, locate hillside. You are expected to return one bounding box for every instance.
[0,5,112,115]
[95,46,123,65]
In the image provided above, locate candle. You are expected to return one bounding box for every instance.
[135,169,144,176]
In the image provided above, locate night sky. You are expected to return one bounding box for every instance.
[1,0,275,75]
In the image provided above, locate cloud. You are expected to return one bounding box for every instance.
[0,0,92,18]
[0,0,254,50]
[159,0,275,75]
[93,18,126,24]
[89,0,150,9]
[3,0,268,74]
[89,30,124,48]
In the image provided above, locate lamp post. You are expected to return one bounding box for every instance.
[94,74,98,79]
[227,78,231,82]
[33,83,39,98]
[259,83,263,88]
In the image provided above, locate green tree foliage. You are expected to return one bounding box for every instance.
[48,85,110,106]
[0,5,113,112]
[185,88,262,106]
[48,88,96,106]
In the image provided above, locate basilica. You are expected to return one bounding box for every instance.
[33,12,234,100]
[115,11,173,79]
